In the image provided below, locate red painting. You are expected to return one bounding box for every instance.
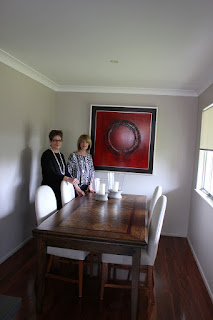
[90,106,157,174]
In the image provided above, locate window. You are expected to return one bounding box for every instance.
[197,104,213,199]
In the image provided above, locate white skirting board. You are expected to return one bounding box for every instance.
[0,236,33,265]
[187,237,213,302]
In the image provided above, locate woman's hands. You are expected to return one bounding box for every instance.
[74,185,85,197]
[70,177,79,185]
[87,183,95,193]
[63,176,96,196]
[63,176,79,185]
[63,176,85,196]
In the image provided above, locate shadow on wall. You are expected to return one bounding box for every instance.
[18,124,37,237]
[0,124,37,263]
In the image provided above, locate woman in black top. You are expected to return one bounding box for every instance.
[41,130,79,209]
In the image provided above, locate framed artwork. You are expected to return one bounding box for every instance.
[90,105,157,174]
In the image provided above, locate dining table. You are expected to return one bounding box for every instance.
[32,192,148,320]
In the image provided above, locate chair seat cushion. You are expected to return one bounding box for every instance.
[102,248,152,266]
[47,246,89,260]
[102,253,132,265]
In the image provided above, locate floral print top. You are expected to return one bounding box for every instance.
[67,152,95,187]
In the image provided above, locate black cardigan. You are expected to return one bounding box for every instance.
[41,149,70,209]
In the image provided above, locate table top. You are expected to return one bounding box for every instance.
[33,193,148,247]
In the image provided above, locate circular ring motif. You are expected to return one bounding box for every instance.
[104,119,141,156]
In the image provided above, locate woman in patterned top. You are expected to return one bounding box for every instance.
[67,134,95,197]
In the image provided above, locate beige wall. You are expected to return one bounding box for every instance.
[188,83,213,301]
[0,62,55,263]
[56,92,198,237]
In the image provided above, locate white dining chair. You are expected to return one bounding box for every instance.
[61,180,75,207]
[35,185,89,297]
[100,195,167,306]
[35,185,57,226]
[148,186,162,226]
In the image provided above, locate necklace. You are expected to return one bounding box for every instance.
[50,149,65,175]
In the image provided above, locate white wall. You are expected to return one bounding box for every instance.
[56,92,198,237]
[188,83,213,301]
[0,62,55,263]
[1,60,204,290]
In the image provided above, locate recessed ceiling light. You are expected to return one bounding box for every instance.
[110,60,119,63]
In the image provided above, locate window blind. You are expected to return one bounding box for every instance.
[200,104,213,151]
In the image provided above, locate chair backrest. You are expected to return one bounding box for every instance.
[149,186,162,225]
[147,195,167,265]
[35,185,57,225]
[61,180,75,207]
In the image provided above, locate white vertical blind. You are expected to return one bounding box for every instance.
[200,104,213,151]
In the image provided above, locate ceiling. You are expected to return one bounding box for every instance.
[1,0,213,96]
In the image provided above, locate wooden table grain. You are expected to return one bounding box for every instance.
[32,192,148,320]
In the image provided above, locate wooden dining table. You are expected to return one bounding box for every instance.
[32,192,148,320]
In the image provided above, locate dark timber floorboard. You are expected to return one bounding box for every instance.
[0,236,212,320]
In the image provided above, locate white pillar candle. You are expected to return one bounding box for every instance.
[94,178,100,193]
[108,172,114,190]
[99,183,106,195]
[112,181,119,192]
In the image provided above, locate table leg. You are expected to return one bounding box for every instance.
[35,238,47,313]
[131,248,141,320]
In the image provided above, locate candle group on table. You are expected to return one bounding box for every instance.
[112,181,119,192]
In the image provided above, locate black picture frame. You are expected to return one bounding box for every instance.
[90,105,157,174]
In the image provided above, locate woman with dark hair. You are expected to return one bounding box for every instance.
[41,130,79,209]
[67,134,95,197]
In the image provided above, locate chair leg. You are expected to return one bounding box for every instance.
[151,266,155,305]
[127,268,131,281]
[100,263,107,300]
[90,252,94,277]
[97,253,102,275]
[112,264,117,280]
[148,265,155,305]
[108,263,112,281]
[46,255,54,273]
[90,252,102,277]
[78,260,84,298]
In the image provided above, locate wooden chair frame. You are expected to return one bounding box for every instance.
[100,262,155,307]
[45,254,85,297]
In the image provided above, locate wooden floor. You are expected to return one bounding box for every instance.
[0,236,212,320]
